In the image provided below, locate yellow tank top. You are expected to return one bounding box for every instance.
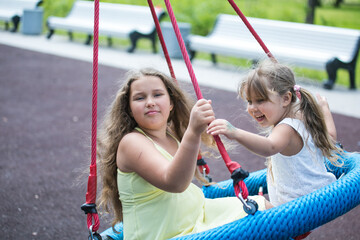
[117,127,266,240]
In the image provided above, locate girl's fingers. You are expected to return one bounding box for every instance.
[208,119,224,128]
[207,125,223,134]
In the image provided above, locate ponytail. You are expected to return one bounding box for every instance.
[296,87,343,167]
[240,59,344,167]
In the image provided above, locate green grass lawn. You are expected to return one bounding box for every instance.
[37,0,360,88]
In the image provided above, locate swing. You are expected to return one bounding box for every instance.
[82,0,360,239]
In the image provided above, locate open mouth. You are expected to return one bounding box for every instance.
[255,115,265,122]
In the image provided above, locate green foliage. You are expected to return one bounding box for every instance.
[316,3,360,28]
[42,0,76,20]
[42,0,360,32]
[41,0,360,87]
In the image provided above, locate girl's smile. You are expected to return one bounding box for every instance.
[145,110,159,115]
[254,114,265,123]
[246,90,289,127]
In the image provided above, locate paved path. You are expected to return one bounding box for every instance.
[0,30,359,119]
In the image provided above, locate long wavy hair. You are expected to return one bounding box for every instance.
[238,60,343,166]
[97,68,214,227]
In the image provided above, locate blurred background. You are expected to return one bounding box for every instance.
[37,0,360,88]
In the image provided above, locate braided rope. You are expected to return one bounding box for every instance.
[102,153,360,239]
[83,0,100,233]
[163,0,248,200]
[174,154,360,239]
[227,0,276,61]
[203,169,268,199]
[163,0,202,98]
[147,0,177,81]
[148,0,212,178]
[101,1,360,238]
[87,213,100,232]
[91,0,99,168]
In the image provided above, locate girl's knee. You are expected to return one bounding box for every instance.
[265,199,274,209]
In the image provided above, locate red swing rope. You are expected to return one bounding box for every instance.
[163,0,248,200]
[81,0,100,233]
[225,4,312,236]
[147,0,210,177]
[227,0,277,62]
[147,0,176,81]
[81,1,278,232]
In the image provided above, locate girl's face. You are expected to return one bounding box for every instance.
[246,88,288,127]
[129,75,173,131]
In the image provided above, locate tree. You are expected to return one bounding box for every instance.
[334,0,344,8]
[305,0,321,24]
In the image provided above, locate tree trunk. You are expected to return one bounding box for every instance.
[305,0,317,24]
[334,0,343,8]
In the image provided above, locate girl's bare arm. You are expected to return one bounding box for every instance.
[208,119,296,157]
[316,94,337,141]
[117,99,215,193]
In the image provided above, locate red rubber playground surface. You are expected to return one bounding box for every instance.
[1,44,360,239]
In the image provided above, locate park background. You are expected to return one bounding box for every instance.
[39,0,360,88]
[1,0,360,239]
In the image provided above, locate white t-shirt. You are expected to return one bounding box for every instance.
[267,118,336,206]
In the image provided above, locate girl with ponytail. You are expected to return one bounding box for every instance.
[207,59,344,207]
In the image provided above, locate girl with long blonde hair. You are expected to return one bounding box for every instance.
[97,68,268,239]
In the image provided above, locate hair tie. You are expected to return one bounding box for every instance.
[294,85,301,100]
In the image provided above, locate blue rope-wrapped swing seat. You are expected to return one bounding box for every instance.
[79,0,360,239]
[101,153,360,239]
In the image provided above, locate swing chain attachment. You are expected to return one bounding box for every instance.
[197,155,212,182]
[202,167,212,182]
[237,193,258,215]
[81,203,98,215]
[81,203,102,240]
[231,167,249,187]
[231,167,258,215]
[87,225,102,240]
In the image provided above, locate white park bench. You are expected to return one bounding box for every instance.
[188,14,360,89]
[0,0,42,32]
[46,0,166,53]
